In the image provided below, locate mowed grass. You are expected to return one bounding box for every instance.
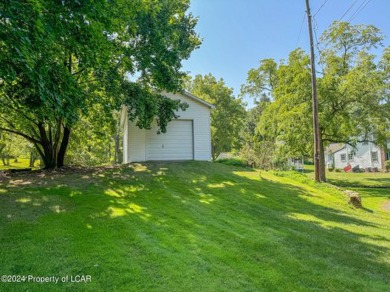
[0,162,390,291]
[304,164,390,188]
[0,158,40,170]
[326,170,390,188]
[304,164,390,212]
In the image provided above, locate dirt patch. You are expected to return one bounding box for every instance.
[383,200,390,213]
[1,165,117,181]
[0,164,147,188]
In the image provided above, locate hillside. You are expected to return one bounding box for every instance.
[1,161,390,291]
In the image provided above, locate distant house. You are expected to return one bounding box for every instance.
[121,91,213,163]
[325,141,390,171]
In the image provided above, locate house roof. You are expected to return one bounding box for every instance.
[120,91,214,128]
[326,143,346,154]
[181,90,215,109]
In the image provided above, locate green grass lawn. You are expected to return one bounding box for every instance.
[1,161,390,291]
[0,158,40,170]
[304,164,390,188]
[326,171,390,188]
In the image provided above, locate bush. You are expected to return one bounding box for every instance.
[327,167,334,172]
[216,158,247,167]
[386,160,390,172]
[335,168,342,172]
[239,141,279,170]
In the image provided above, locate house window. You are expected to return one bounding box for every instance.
[371,151,378,163]
[340,154,346,162]
[348,152,354,161]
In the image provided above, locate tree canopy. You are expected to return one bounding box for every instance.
[0,0,200,168]
[241,21,390,178]
[186,74,246,160]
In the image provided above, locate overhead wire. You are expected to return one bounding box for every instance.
[339,0,359,21]
[347,0,373,22]
[313,0,329,16]
[312,16,324,72]
[297,0,327,49]
[295,12,306,48]
[313,18,321,53]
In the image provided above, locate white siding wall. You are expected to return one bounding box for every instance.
[122,111,129,163]
[125,92,212,162]
[333,142,382,169]
[162,92,212,161]
[127,120,146,162]
[333,148,347,169]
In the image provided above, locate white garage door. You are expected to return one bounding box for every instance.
[146,120,194,161]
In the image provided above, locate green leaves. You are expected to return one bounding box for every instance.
[121,82,188,133]
[0,0,200,168]
[321,21,384,57]
[187,74,246,160]
[241,22,389,167]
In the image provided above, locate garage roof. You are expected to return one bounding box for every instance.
[181,91,215,109]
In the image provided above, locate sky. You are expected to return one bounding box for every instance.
[181,0,390,108]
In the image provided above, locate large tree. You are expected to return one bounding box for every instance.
[0,0,200,168]
[186,74,246,160]
[241,22,390,180]
[238,94,275,169]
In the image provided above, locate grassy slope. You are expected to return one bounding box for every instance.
[304,164,390,188]
[304,164,390,212]
[0,158,39,170]
[0,161,389,291]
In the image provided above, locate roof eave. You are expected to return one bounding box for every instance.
[182,90,215,109]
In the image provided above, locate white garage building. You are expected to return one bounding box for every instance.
[121,91,213,163]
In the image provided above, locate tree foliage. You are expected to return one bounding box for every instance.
[318,22,388,145]
[65,102,120,166]
[0,0,200,168]
[186,74,246,160]
[241,22,390,177]
[0,131,30,166]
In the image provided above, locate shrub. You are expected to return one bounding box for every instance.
[216,158,247,167]
[335,168,342,172]
[386,160,390,172]
[239,141,280,170]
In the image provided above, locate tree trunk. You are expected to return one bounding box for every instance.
[380,145,387,171]
[29,149,38,167]
[40,141,57,169]
[211,143,217,161]
[37,123,57,169]
[29,152,34,168]
[319,136,326,182]
[29,159,35,168]
[114,134,120,164]
[57,126,71,168]
[34,123,71,169]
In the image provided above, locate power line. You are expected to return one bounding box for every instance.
[312,17,322,55]
[313,0,329,16]
[295,12,306,48]
[312,16,325,75]
[348,0,372,22]
[339,0,359,21]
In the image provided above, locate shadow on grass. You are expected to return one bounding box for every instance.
[0,161,389,291]
[327,178,390,188]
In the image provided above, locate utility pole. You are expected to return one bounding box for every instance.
[305,0,321,182]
